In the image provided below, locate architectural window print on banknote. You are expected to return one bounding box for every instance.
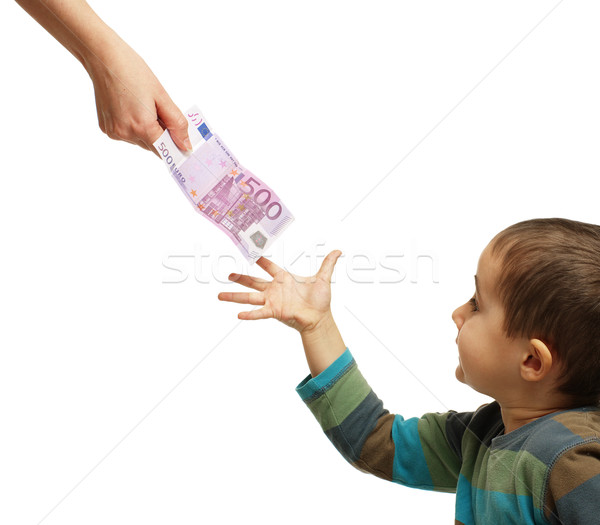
[154,107,294,262]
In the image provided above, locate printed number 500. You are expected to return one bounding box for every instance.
[240,177,282,220]
[157,142,174,166]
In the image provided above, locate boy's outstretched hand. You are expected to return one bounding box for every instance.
[218,250,346,376]
[218,250,342,333]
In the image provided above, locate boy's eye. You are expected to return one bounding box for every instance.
[469,296,479,312]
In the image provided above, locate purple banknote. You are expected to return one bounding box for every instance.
[154,107,294,262]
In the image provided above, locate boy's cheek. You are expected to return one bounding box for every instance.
[455,362,466,383]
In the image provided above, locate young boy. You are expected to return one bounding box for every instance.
[218,218,600,524]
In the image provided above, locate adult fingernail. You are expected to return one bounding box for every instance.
[184,137,193,151]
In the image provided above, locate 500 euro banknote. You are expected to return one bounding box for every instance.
[154,107,294,262]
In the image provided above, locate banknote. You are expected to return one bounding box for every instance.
[154,106,294,262]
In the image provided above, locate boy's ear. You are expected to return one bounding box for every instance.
[520,338,554,382]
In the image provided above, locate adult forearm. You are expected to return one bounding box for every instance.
[15,0,122,72]
[300,312,346,378]
[16,0,190,152]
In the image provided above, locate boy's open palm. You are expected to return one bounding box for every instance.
[218,250,342,333]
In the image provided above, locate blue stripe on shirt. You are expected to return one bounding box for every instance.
[296,348,354,402]
[392,415,435,489]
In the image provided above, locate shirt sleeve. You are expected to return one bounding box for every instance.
[296,348,462,492]
[544,440,600,524]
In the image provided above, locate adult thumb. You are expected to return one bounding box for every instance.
[157,98,192,152]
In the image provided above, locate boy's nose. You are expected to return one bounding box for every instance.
[452,305,465,330]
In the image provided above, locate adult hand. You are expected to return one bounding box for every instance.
[87,41,191,154]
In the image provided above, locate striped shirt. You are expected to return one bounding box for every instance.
[296,349,600,524]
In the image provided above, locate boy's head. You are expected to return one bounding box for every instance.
[490,218,600,405]
[453,218,600,407]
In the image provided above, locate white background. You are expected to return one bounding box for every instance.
[1,1,599,523]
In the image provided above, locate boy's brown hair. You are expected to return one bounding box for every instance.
[490,218,600,405]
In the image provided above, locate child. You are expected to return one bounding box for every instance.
[218,218,600,524]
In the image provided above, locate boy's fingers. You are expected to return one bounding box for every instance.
[238,307,273,321]
[218,292,264,306]
[256,257,283,278]
[228,273,268,291]
[317,250,342,282]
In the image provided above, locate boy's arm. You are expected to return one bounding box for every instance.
[299,312,346,378]
[296,347,461,491]
[15,0,190,152]
[545,440,600,522]
[219,253,461,491]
